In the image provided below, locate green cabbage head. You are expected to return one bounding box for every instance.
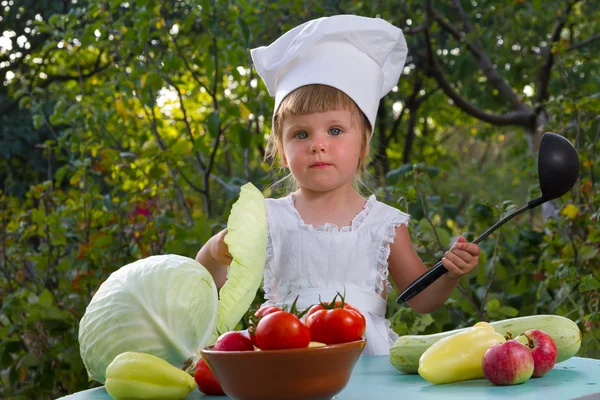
[78,255,218,383]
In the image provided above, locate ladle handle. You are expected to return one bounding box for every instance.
[396,201,537,304]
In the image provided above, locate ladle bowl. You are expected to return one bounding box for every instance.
[396,132,580,304]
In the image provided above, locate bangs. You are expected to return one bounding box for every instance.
[276,84,361,116]
[273,84,371,137]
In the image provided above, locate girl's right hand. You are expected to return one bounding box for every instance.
[210,229,233,265]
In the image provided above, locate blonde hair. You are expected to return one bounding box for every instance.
[264,84,374,193]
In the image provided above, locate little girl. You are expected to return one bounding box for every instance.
[196,15,480,355]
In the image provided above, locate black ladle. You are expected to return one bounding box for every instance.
[396,132,580,304]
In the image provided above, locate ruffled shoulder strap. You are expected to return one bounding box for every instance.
[372,201,411,294]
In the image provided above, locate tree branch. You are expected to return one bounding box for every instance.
[50,52,107,82]
[403,101,418,164]
[423,25,534,127]
[404,24,427,35]
[0,53,110,119]
[174,164,206,194]
[389,106,408,145]
[417,85,441,105]
[211,36,218,110]
[141,95,194,226]
[200,32,222,217]
[427,0,524,111]
[567,33,600,51]
[143,46,207,171]
[480,219,502,316]
[171,35,213,96]
[450,0,478,41]
[536,0,580,103]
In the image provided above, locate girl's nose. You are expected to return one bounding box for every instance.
[309,137,326,153]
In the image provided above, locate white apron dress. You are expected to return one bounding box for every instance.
[261,194,410,355]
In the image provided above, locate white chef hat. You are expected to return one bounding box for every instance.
[250,14,408,134]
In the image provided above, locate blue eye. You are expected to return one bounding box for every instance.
[296,131,308,139]
[329,128,341,136]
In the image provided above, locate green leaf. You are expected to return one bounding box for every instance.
[17,353,40,368]
[0,327,9,340]
[54,166,69,185]
[417,218,435,243]
[65,104,80,121]
[477,257,486,285]
[486,299,500,311]
[233,122,251,148]
[13,88,27,98]
[144,72,163,91]
[412,313,435,334]
[498,306,519,317]
[437,228,451,248]
[18,96,30,109]
[165,50,184,72]
[48,14,61,26]
[171,140,188,155]
[207,111,220,137]
[579,276,600,293]
[425,166,440,178]
[42,40,58,53]
[32,208,45,226]
[38,289,53,307]
[579,246,598,260]
[148,166,163,180]
[33,114,45,130]
[386,164,412,184]
[45,306,72,321]
[93,234,112,249]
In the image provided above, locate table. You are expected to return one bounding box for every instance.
[58,356,600,400]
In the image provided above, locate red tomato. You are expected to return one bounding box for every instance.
[194,358,225,396]
[213,331,254,351]
[306,301,365,323]
[248,305,282,347]
[305,301,366,345]
[256,305,283,318]
[255,311,311,350]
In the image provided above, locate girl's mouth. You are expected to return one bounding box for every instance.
[310,162,331,168]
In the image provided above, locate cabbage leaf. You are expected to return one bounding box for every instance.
[214,182,267,338]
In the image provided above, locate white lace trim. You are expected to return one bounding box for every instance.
[263,218,277,303]
[286,194,377,232]
[384,316,400,344]
[376,211,411,294]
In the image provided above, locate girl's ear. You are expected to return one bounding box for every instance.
[360,131,370,163]
[281,151,289,168]
[277,140,289,168]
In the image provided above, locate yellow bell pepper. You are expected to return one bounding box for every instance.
[105,352,196,400]
[418,321,506,384]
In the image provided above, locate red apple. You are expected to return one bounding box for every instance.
[519,329,558,377]
[213,331,254,351]
[482,340,534,385]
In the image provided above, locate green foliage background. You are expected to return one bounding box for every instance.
[0,0,598,398]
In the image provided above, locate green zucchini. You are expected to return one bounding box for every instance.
[389,315,582,374]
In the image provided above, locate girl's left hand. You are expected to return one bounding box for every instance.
[442,236,480,279]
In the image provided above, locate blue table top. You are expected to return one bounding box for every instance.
[59,356,600,400]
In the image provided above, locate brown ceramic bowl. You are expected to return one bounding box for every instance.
[200,339,366,400]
